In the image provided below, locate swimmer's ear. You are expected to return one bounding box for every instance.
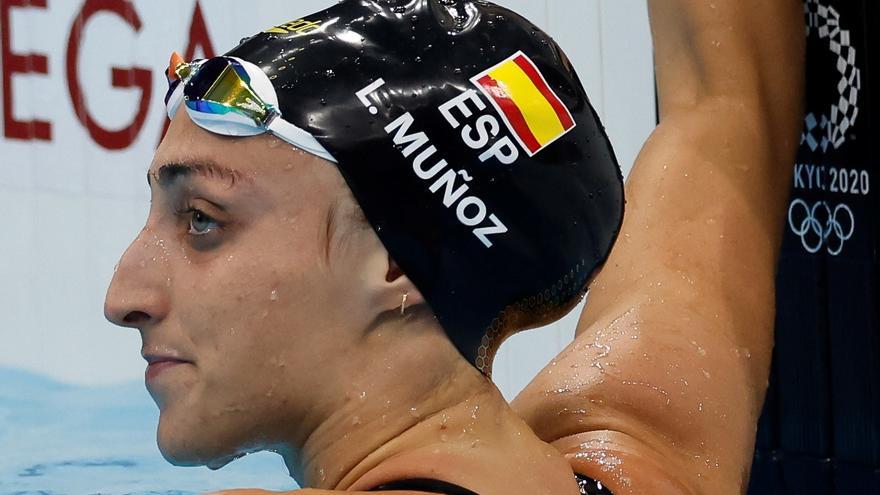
[378,254,426,313]
[356,233,426,313]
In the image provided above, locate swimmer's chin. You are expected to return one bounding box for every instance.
[156,429,219,467]
[154,412,262,470]
[156,432,252,470]
[157,444,242,470]
[207,452,250,470]
[156,442,207,467]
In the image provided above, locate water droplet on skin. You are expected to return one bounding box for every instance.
[351,415,361,425]
[690,340,707,356]
[734,347,752,359]
[620,380,672,405]
[410,407,419,418]
[557,407,589,416]
[270,290,279,301]
[359,391,367,400]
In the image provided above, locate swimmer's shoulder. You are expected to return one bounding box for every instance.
[206,447,574,495]
[345,444,578,495]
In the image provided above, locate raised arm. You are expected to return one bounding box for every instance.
[512,1,805,493]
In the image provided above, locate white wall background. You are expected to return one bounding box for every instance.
[0,0,655,394]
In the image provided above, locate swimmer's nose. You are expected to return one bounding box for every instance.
[104,226,171,330]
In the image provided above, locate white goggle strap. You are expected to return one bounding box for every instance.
[166,82,186,120]
[267,117,338,164]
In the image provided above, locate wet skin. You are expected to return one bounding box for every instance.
[104,112,580,494]
[512,1,806,494]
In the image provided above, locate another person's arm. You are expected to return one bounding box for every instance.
[512,1,805,493]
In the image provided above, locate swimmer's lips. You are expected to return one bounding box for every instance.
[144,354,194,382]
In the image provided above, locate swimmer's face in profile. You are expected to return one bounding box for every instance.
[103,112,426,468]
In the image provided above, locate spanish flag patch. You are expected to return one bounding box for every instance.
[472,51,576,156]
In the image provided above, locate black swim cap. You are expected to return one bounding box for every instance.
[226,0,624,373]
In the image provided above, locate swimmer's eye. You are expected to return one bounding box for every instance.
[186,208,220,236]
[174,203,222,237]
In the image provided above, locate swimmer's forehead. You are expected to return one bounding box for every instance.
[146,142,322,195]
[149,112,308,191]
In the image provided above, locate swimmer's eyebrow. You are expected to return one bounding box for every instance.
[147,161,251,189]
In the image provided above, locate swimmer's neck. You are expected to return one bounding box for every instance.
[285,357,510,490]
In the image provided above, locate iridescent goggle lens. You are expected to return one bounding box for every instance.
[164,53,336,163]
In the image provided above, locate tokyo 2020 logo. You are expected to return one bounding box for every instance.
[789,0,864,258]
[801,0,861,153]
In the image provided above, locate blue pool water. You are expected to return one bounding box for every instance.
[0,368,298,494]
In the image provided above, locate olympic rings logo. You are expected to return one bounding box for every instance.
[788,199,855,256]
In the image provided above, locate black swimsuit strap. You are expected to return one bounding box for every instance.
[371,478,479,494]
[373,475,613,495]
[576,474,614,495]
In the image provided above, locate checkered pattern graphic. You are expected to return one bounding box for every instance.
[802,0,861,153]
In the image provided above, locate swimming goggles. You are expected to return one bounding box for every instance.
[164,52,337,163]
